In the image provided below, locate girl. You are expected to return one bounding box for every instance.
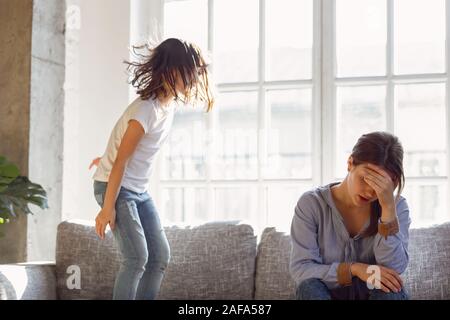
[89,38,214,300]
[290,131,411,300]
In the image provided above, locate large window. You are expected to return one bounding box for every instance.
[159,0,450,232]
[331,0,448,228]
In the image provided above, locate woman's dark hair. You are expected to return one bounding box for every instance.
[350,131,405,237]
[124,38,214,111]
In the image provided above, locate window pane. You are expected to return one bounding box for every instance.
[395,83,447,177]
[266,0,312,80]
[213,91,258,180]
[214,0,259,83]
[215,187,258,223]
[267,184,313,233]
[402,180,448,228]
[265,89,312,179]
[161,187,208,225]
[164,0,208,51]
[394,0,445,74]
[161,107,207,180]
[336,86,386,178]
[336,0,386,77]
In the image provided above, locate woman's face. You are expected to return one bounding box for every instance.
[346,157,380,207]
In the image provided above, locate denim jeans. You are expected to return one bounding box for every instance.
[93,180,170,300]
[296,278,409,300]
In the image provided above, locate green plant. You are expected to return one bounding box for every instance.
[0,156,49,236]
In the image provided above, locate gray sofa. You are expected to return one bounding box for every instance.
[1,219,449,300]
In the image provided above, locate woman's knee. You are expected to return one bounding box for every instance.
[369,288,409,300]
[296,278,331,300]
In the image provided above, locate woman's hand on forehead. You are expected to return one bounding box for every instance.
[362,163,397,210]
[363,163,396,182]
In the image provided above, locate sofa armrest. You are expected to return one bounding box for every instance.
[0,261,57,300]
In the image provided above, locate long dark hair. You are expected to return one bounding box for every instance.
[350,132,405,237]
[124,38,214,111]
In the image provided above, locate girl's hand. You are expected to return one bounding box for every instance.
[89,157,102,170]
[362,163,396,210]
[351,262,403,293]
[95,207,116,240]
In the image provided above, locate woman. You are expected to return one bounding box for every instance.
[290,131,411,300]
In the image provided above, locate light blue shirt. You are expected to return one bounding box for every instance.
[289,182,411,290]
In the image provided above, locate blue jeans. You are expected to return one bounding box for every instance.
[296,278,409,300]
[93,180,170,300]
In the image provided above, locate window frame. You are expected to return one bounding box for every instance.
[325,0,450,226]
[154,0,450,229]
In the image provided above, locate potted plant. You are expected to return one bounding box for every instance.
[0,155,49,237]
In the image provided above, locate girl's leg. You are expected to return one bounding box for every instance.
[134,195,170,300]
[111,192,150,300]
[296,278,332,300]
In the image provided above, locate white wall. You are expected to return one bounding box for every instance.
[28,0,66,262]
[63,0,131,222]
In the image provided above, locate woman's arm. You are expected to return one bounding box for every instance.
[363,163,411,274]
[95,120,145,239]
[372,197,411,274]
[290,193,347,290]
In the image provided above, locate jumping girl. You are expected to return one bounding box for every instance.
[89,38,214,300]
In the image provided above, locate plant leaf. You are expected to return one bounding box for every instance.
[0,157,20,180]
[0,176,49,218]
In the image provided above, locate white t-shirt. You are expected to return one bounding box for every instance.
[93,96,175,193]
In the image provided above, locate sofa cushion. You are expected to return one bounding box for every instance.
[158,221,257,299]
[55,219,257,300]
[0,262,57,300]
[254,228,295,299]
[255,223,450,300]
[55,220,121,300]
[403,222,450,299]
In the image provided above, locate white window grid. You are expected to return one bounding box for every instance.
[323,0,450,226]
[153,0,450,228]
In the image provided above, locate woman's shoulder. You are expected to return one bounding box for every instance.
[396,194,410,212]
[296,185,330,212]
